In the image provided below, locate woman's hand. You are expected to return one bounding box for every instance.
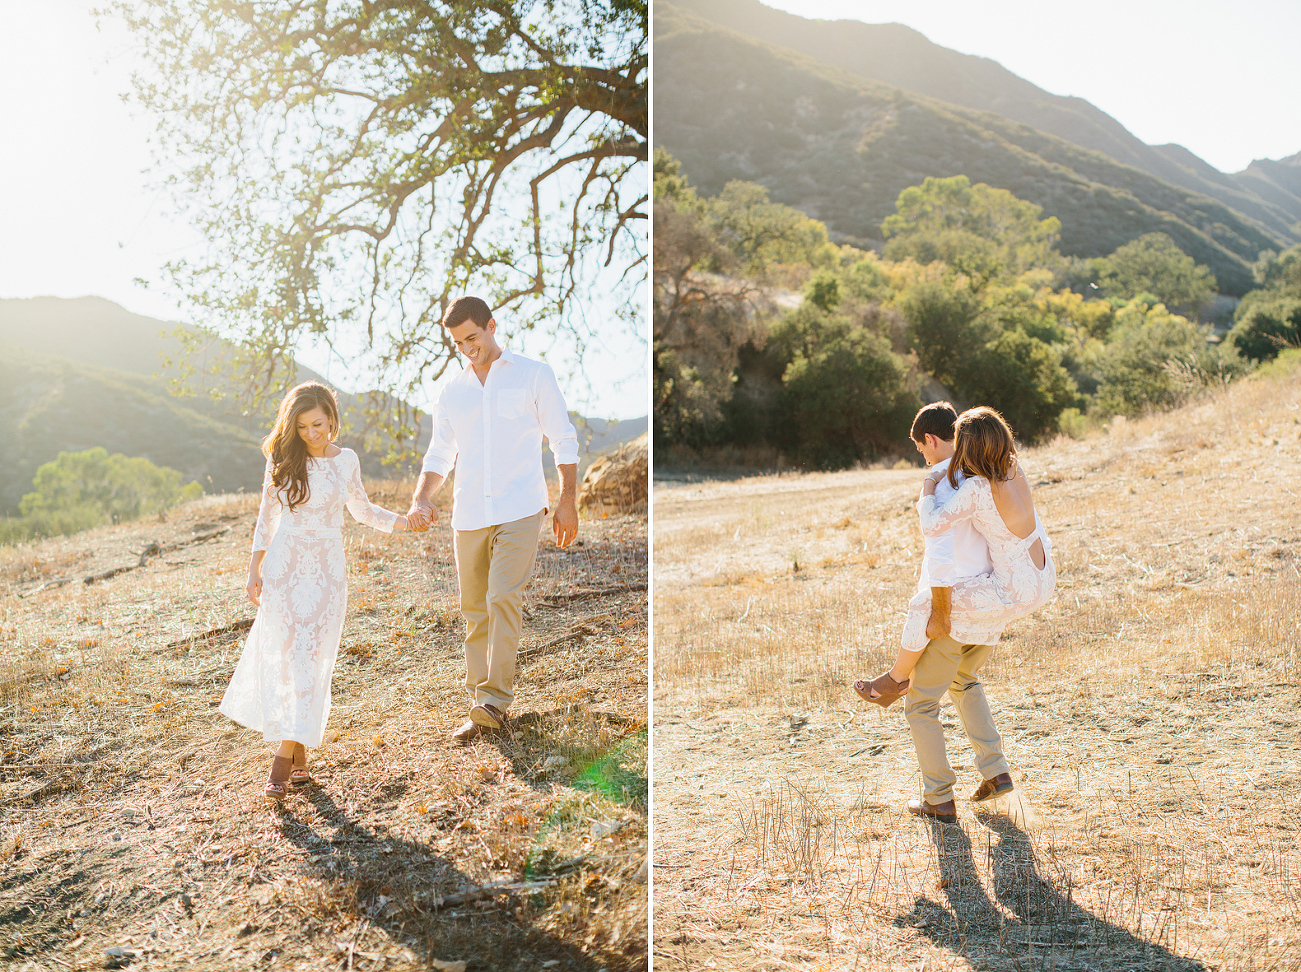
[920,468,942,498]
[246,550,266,606]
[393,514,409,531]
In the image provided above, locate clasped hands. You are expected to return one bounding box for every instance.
[405,503,438,532]
[403,498,578,547]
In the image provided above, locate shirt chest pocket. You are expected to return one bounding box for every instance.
[495,388,531,420]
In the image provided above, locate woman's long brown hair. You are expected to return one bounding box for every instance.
[263,382,341,511]
[948,406,1018,488]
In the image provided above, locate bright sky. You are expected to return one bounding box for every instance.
[762,0,1301,174]
[0,0,648,421]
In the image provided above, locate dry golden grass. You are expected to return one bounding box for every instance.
[653,360,1301,970]
[0,480,646,970]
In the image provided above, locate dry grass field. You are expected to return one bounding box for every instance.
[653,357,1301,970]
[0,482,647,970]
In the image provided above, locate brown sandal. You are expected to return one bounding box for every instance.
[265,754,292,802]
[853,672,911,709]
[290,742,312,787]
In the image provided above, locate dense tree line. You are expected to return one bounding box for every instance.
[654,152,1258,468]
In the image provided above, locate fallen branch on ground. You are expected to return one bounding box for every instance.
[535,582,647,606]
[434,877,558,908]
[164,618,254,649]
[83,527,231,586]
[6,775,71,805]
[520,614,617,656]
[18,578,74,598]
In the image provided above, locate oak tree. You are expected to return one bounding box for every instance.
[110,0,647,449]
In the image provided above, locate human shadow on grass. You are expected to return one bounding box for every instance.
[274,786,604,972]
[895,812,1206,971]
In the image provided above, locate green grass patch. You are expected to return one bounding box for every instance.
[573,729,647,808]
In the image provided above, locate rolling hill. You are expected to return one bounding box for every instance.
[0,298,647,515]
[0,341,267,515]
[653,2,1300,295]
[668,0,1301,242]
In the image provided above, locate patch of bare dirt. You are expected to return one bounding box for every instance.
[653,366,1301,970]
[0,483,647,970]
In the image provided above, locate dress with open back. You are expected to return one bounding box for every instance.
[219,448,398,746]
[900,474,1056,650]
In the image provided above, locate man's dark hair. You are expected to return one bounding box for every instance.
[911,401,957,442]
[442,296,493,329]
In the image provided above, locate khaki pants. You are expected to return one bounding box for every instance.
[452,511,543,714]
[904,634,1010,805]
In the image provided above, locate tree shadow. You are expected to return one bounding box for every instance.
[275,786,603,971]
[895,813,1206,971]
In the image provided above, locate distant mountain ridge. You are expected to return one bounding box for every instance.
[0,297,647,515]
[668,0,1301,242]
[654,1,1301,295]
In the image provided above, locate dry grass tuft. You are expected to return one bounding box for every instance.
[654,361,1301,969]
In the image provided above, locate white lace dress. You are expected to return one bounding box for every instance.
[900,476,1056,650]
[219,448,398,746]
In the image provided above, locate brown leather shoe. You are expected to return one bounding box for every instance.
[907,798,957,823]
[451,719,482,742]
[470,703,506,729]
[971,773,1014,802]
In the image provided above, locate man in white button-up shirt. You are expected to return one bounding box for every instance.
[913,410,994,642]
[406,296,580,742]
[855,402,1014,823]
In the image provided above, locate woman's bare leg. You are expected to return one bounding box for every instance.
[887,646,925,686]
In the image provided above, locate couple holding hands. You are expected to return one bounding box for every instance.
[854,402,1057,823]
[219,296,582,800]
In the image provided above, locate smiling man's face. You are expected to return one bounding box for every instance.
[449,318,502,368]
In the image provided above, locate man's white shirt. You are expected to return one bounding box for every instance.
[421,348,580,531]
[917,457,993,591]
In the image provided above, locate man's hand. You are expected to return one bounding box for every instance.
[553,461,579,548]
[925,611,952,640]
[553,500,578,548]
[926,586,952,641]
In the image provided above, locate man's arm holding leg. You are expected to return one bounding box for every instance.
[927,586,952,640]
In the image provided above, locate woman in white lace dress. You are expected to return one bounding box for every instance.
[219,382,409,800]
[855,406,1056,706]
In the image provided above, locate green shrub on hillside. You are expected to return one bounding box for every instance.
[1227,245,1301,361]
[3,447,204,543]
[882,175,1063,282]
[1093,232,1217,316]
[1227,297,1301,362]
[1092,301,1241,417]
[769,305,919,468]
[653,150,1238,463]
